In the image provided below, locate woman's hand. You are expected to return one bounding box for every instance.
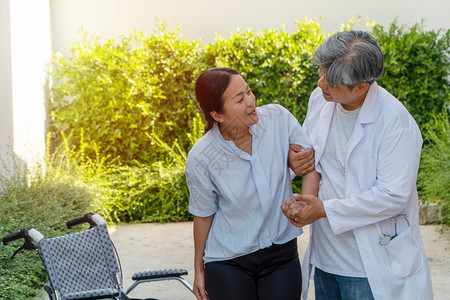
[281,197,306,227]
[193,215,213,300]
[193,269,209,300]
[283,194,326,227]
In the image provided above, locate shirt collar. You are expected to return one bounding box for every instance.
[358,82,378,124]
[211,110,265,158]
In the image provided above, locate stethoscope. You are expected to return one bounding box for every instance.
[379,214,410,246]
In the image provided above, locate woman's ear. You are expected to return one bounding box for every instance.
[210,111,224,123]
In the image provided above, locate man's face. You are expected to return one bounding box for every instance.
[317,67,367,111]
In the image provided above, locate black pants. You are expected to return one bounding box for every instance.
[204,238,301,300]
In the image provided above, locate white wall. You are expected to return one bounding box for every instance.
[0,0,14,171]
[0,0,50,173]
[50,0,450,52]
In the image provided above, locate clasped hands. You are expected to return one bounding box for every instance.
[281,194,326,227]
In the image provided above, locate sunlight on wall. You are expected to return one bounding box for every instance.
[50,0,450,52]
[9,0,50,167]
[0,1,13,169]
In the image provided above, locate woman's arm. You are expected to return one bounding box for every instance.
[281,170,321,227]
[302,170,320,196]
[193,215,214,300]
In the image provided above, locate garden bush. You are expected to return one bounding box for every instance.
[50,22,206,163]
[49,19,330,223]
[205,18,326,122]
[47,19,449,225]
[44,119,203,224]
[86,139,195,224]
[0,153,93,299]
[373,21,449,127]
[417,110,450,226]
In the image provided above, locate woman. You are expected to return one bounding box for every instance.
[185,67,320,300]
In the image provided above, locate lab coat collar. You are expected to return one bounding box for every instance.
[357,82,379,125]
[345,82,379,166]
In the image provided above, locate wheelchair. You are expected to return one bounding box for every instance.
[2,213,194,300]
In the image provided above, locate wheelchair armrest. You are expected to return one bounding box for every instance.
[125,268,194,295]
[132,268,188,281]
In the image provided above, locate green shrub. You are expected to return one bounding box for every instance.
[206,18,326,122]
[45,115,203,224]
[0,249,46,300]
[88,126,200,223]
[50,22,206,163]
[49,19,450,163]
[0,153,93,299]
[372,21,450,127]
[417,110,450,226]
[48,19,329,222]
[46,19,450,225]
[94,161,191,223]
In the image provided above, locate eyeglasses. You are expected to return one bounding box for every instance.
[379,214,410,246]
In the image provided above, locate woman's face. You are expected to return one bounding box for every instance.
[214,74,259,130]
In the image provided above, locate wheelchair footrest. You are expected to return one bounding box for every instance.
[132,268,188,281]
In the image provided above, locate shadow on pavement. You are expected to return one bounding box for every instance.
[108,222,449,300]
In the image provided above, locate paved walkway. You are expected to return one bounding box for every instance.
[108,222,450,300]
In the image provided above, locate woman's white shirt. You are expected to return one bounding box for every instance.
[186,104,312,263]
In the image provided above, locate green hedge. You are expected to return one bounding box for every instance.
[373,21,449,126]
[0,155,92,299]
[417,110,450,223]
[50,23,206,163]
[205,19,326,122]
[50,20,449,163]
[47,19,449,223]
[3,19,449,228]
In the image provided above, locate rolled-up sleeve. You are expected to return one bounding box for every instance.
[284,106,313,150]
[185,156,218,217]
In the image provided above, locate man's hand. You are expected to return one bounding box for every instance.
[288,145,315,176]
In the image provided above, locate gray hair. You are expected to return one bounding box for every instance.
[312,30,384,88]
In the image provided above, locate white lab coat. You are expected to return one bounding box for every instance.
[301,83,433,300]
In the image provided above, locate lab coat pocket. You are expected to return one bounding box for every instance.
[383,226,423,278]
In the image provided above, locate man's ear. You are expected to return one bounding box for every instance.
[210,111,224,123]
[355,82,370,95]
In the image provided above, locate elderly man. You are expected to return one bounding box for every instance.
[283,30,433,300]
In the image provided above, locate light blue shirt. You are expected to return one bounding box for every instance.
[185,104,312,263]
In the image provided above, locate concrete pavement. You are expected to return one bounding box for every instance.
[108,222,450,300]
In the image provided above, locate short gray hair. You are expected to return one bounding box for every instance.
[312,30,384,88]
